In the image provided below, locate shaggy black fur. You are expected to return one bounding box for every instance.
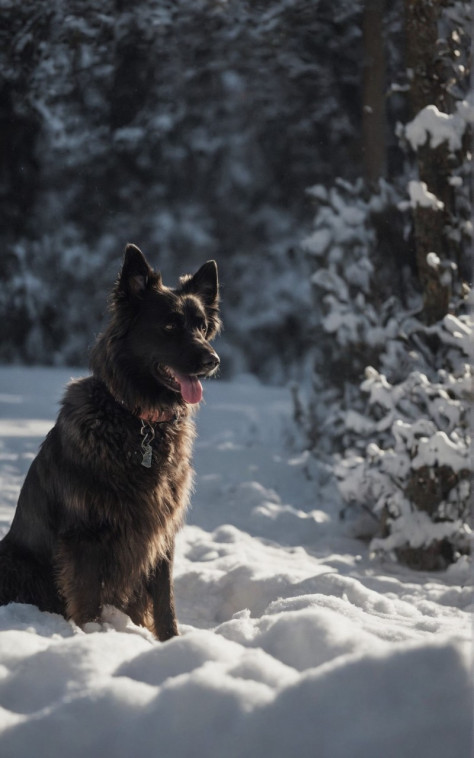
[0,245,221,640]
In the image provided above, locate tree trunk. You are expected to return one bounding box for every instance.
[404,0,454,324]
[362,0,387,185]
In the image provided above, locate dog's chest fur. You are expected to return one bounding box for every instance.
[47,378,194,587]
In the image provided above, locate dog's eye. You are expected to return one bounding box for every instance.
[163,323,176,332]
[199,323,207,336]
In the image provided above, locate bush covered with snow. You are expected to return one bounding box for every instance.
[298,178,412,454]
[297,0,472,569]
[336,320,472,568]
[299,182,472,568]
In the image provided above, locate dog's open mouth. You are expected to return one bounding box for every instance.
[156,364,203,404]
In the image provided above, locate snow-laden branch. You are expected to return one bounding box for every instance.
[405,100,474,152]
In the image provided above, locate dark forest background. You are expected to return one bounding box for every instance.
[1,0,406,378]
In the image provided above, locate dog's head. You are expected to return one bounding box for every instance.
[92,244,221,414]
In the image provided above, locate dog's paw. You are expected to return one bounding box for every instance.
[83,621,102,634]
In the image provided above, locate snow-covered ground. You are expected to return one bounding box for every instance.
[0,367,471,758]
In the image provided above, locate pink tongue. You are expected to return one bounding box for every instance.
[174,372,203,404]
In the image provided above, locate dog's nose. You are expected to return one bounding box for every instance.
[202,352,220,372]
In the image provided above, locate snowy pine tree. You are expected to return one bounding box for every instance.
[299,0,472,569]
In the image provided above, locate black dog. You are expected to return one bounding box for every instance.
[0,245,220,640]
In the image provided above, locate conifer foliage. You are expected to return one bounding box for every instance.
[299,0,472,569]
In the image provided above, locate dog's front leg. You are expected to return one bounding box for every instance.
[56,534,103,627]
[149,542,179,641]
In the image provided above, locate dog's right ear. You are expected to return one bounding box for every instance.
[116,244,161,299]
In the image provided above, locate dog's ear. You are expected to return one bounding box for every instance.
[181,260,221,338]
[117,244,161,299]
[182,260,219,306]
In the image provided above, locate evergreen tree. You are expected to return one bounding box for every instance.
[299,0,472,569]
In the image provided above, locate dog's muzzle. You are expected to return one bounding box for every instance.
[200,351,220,375]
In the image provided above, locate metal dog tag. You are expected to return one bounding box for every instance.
[141,444,153,468]
[140,420,155,468]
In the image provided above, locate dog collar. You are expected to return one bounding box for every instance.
[103,382,178,426]
[138,408,177,424]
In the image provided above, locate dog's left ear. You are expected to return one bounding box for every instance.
[117,244,161,299]
[183,260,219,306]
[181,260,221,338]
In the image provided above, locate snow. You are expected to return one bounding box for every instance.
[410,430,469,472]
[0,367,472,758]
[427,251,441,269]
[405,101,473,152]
[407,180,444,211]
[302,228,332,256]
